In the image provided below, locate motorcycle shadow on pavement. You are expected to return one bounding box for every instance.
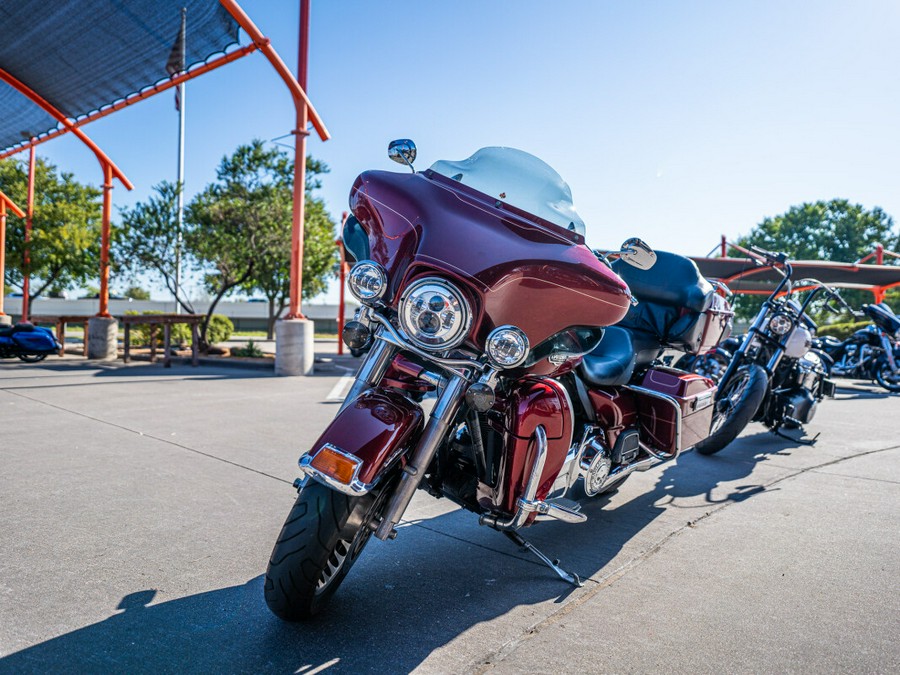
[0,431,801,673]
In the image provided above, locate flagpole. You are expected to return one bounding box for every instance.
[174,7,186,315]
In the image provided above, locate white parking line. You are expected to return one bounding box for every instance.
[326,374,354,402]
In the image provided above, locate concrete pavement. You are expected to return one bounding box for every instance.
[0,359,897,673]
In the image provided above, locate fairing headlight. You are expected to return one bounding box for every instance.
[399,277,472,350]
[768,314,793,335]
[486,325,530,368]
[348,261,388,303]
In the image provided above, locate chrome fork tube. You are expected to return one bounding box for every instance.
[374,375,469,540]
[338,334,397,413]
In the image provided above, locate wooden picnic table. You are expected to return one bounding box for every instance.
[28,315,91,357]
[121,314,203,368]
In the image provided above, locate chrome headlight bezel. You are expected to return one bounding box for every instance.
[347,261,388,304]
[486,325,530,369]
[398,277,472,351]
[768,313,793,336]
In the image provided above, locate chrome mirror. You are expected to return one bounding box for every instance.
[618,237,656,270]
[388,139,417,173]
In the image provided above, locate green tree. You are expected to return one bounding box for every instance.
[123,285,151,301]
[115,181,194,313]
[732,200,899,319]
[187,140,337,347]
[241,156,338,338]
[0,157,102,303]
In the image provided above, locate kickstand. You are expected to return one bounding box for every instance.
[772,426,820,446]
[503,531,583,587]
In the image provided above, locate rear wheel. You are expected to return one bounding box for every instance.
[874,362,900,393]
[264,480,389,621]
[694,364,767,455]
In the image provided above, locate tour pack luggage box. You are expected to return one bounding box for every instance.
[634,367,717,454]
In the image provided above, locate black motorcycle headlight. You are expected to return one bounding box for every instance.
[399,277,472,351]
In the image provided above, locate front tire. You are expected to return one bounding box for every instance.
[18,353,47,363]
[694,364,767,455]
[264,481,385,620]
[874,362,900,393]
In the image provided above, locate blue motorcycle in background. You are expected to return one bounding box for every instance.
[0,323,61,362]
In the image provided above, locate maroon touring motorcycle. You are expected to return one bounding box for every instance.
[264,142,733,619]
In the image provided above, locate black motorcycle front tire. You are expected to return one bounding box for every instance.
[874,362,900,393]
[18,353,47,363]
[264,481,381,621]
[694,364,767,455]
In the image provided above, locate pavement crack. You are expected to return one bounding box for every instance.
[470,442,900,673]
[1,388,292,486]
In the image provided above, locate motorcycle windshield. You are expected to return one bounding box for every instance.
[428,147,586,237]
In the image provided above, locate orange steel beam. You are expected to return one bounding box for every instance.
[219,0,329,142]
[0,69,133,190]
[0,43,259,161]
[0,67,133,321]
[0,189,25,318]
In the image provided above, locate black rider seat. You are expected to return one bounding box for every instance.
[579,326,662,387]
[0,322,36,338]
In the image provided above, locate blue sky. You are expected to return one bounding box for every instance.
[28,0,900,301]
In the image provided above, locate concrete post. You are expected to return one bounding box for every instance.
[87,316,118,361]
[0,314,11,326]
[275,318,314,376]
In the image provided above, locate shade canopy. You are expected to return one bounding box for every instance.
[0,0,240,155]
[692,256,900,294]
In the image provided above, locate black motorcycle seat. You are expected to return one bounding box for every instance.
[579,326,662,387]
[0,322,36,338]
[612,251,714,313]
[818,335,842,349]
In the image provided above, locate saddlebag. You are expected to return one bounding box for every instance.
[12,326,59,353]
[633,367,717,453]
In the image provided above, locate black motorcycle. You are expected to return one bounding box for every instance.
[0,322,61,362]
[694,247,839,454]
[813,303,900,393]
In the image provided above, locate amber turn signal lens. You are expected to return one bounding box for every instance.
[310,446,360,484]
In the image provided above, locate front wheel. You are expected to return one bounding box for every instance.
[18,353,47,363]
[874,361,900,393]
[694,364,768,455]
[264,480,387,620]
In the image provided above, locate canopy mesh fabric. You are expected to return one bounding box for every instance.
[692,257,900,293]
[0,0,240,154]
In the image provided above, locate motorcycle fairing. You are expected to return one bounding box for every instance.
[349,169,632,352]
[300,389,424,494]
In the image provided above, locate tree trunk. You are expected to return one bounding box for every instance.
[199,266,253,351]
[267,296,276,340]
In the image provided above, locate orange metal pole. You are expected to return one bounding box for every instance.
[218,0,329,141]
[218,0,331,321]
[0,44,258,161]
[876,243,884,266]
[873,287,886,303]
[21,143,35,323]
[336,210,348,354]
[285,0,311,320]
[98,163,114,318]
[720,235,727,258]
[0,190,25,318]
